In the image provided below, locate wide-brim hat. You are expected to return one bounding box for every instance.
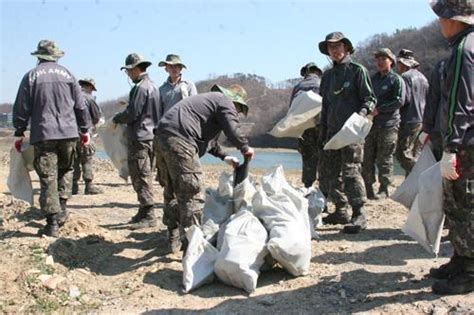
[120,53,152,70]
[300,62,322,77]
[158,54,187,69]
[79,78,97,91]
[374,48,396,65]
[31,40,65,61]
[397,49,420,68]
[318,32,355,56]
[431,0,474,25]
[211,84,249,116]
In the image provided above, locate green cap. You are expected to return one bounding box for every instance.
[318,32,354,56]
[158,54,187,69]
[211,84,249,116]
[374,48,396,65]
[431,0,473,25]
[30,40,65,61]
[120,53,152,70]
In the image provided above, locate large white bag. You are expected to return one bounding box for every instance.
[201,188,233,244]
[391,145,437,209]
[233,177,257,212]
[402,163,445,255]
[269,91,322,138]
[182,226,219,293]
[214,210,268,293]
[7,144,35,205]
[324,113,372,150]
[98,118,129,180]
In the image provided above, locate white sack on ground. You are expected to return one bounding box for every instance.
[217,172,234,199]
[324,113,372,150]
[391,145,436,209]
[7,144,34,205]
[402,163,445,255]
[201,188,233,244]
[306,187,326,234]
[214,210,268,293]
[98,118,129,180]
[269,91,322,138]
[233,177,257,211]
[182,226,219,293]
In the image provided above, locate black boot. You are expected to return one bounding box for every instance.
[72,181,79,195]
[323,206,351,225]
[38,214,59,237]
[84,180,103,195]
[366,184,379,200]
[343,206,368,234]
[168,227,182,254]
[432,257,474,295]
[376,184,389,199]
[56,198,69,227]
[130,205,157,230]
[429,254,463,279]
[129,207,146,224]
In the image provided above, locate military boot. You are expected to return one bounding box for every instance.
[130,205,157,230]
[38,214,59,237]
[72,181,79,195]
[432,257,474,295]
[343,206,368,234]
[56,198,70,227]
[429,254,463,279]
[168,227,182,254]
[84,180,103,195]
[323,206,351,225]
[129,207,146,224]
[366,184,379,200]
[376,184,389,199]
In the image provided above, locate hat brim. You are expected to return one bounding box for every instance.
[79,80,97,91]
[120,61,152,70]
[158,61,187,69]
[374,52,396,64]
[398,58,419,68]
[431,1,474,25]
[31,51,65,61]
[211,84,249,116]
[318,38,355,55]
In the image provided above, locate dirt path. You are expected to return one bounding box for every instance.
[1,154,473,314]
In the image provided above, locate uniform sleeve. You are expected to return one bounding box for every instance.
[217,100,249,153]
[207,136,227,160]
[377,74,405,113]
[188,82,198,97]
[319,73,328,142]
[72,81,92,133]
[400,74,412,109]
[356,66,376,113]
[423,61,443,134]
[114,85,145,124]
[445,40,473,153]
[12,73,31,136]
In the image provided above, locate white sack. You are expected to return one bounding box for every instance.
[7,144,34,205]
[201,188,233,244]
[214,210,268,293]
[324,113,372,150]
[306,187,326,233]
[217,172,234,199]
[391,145,436,208]
[182,226,219,293]
[269,91,322,138]
[233,177,257,211]
[98,118,129,180]
[402,163,445,255]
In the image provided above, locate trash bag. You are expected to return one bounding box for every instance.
[402,163,444,255]
[98,118,129,180]
[324,113,372,150]
[269,91,322,138]
[391,145,436,209]
[201,188,233,244]
[182,226,219,293]
[7,143,34,205]
[214,210,268,293]
[233,177,257,212]
[217,172,234,199]
[305,187,326,238]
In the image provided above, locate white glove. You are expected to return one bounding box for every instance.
[224,156,239,168]
[440,152,459,180]
[243,147,255,160]
[418,131,429,145]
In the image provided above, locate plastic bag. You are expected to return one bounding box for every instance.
[201,188,233,244]
[233,177,257,212]
[214,210,268,293]
[269,91,322,138]
[391,145,436,208]
[182,226,219,293]
[324,113,372,150]
[7,143,34,205]
[98,118,129,180]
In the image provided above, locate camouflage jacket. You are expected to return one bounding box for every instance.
[320,55,376,140]
[13,61,91,144]
[399,68,429,126]
[371,69,405,128]
[114,73,160,141]
[156,92,249,159]
[159,77,197,118]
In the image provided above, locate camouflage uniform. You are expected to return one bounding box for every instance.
[73,141,95,186]
[128,140,155,207]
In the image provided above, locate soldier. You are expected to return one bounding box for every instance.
[317,32,376,234]
[290,62,322,188]
[113,53,160,229]
[12,40,92,237]
[72,78,104,195]
[429,0,474,295]
[395,49,429,176]
[155,84,255,253]
[362,48,405,199]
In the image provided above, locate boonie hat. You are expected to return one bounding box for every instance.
[121,53,152,70]
[31,40,65,61]
[158,54,187,69]
[431,0,474,25]
[78,78,97,91]
[211,84,249,116]
[318,32,355,55]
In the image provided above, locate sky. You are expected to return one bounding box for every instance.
[0,0,439,103]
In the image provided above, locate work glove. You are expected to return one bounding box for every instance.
[242,147,255,160]
[358,108,368,117]
[440,152,459,181]
[14,136,24,153]
[418,131,430,146]
[80,132,91,147]
[224,156,240,168]
[369,108,379,118]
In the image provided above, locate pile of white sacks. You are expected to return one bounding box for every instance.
[182,165,325,293]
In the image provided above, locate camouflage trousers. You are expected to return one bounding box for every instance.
[319,143,366,209]
[155,135,202,229]
[362,125,398,188]
[395,123,422,175]
[73,140,96,182]
[33,139,77,215]
[298,127,319,188]
[128,140,154,207]
[443,147,474,258]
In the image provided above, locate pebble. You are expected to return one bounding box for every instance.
[45,255,54,266]
[69,285,81,298]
